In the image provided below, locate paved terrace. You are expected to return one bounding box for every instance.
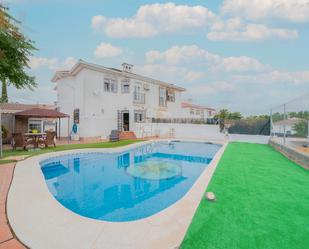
[0,163,26,249]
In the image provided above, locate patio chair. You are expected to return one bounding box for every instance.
[109,130,120,142]
[12,133,35,150]
[39,131,56,148]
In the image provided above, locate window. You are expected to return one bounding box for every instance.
[196,109,200,115]
[104,78,118,93]
[134,110,145,123]
[167,89,175,102]
[159,87,167,107]
[133,84,145,103]
[74,108,80,124]
[121,79,130,93]
[28,119,42,133]
[190,108,194,115]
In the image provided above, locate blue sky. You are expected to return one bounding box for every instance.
[5,0,309,115]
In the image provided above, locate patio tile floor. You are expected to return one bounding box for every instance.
[0,163,27,249]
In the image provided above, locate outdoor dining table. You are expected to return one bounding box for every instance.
[24,133,46,148]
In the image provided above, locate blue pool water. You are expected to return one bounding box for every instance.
[40,141,221,222]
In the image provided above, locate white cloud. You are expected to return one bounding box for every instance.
[233,70,309,85]
[146,45,220,65]
[91,3,216,38]
[59,57,77,70]
[145,45,269,73]
[221,0,309,23]
[29,57,58,70]
[212,56,271,72]
[207,18,298,41]
[136,64,205,83]
[189,81,235,96]
[29,56,77,70]
[94,43,123,58]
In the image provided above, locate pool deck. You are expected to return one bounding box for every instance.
[0,163,26,249]
[7,140,227,249]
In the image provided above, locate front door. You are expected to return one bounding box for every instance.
[122,112,129,131]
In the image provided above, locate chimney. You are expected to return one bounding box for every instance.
[122,62,133,73]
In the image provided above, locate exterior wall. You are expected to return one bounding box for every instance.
[56,68,184,139]
[15,117,28,134]
[272,124,296,135]
[269,139,309,170]
[179,107,215,119]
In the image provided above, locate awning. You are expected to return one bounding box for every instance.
[14,108,69,118]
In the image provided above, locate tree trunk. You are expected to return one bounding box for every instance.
[1,79,8,103]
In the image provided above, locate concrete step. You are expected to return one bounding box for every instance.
[119,131,137,140]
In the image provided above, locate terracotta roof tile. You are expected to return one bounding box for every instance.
[15,108,69,118]
[0,103,55,113]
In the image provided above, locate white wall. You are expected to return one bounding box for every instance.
[273,124,296,135]
[56,67,184,139]
[134,123,225,141]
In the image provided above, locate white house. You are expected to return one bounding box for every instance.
[272,117,301,136]
[180,101,216,119]
[52,60,186,140]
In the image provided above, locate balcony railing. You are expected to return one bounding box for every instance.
[133,92,145,104]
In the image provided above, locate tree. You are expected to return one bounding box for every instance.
[215,109,229,119]
[293,120,308,137]
[0,4,37,102]
[228,112,242,120]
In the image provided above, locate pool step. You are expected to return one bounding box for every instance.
[119,131,137,140]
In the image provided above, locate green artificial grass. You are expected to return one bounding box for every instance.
[181,142,309,249]
[1,139,143,159]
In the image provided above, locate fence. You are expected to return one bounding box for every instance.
[270,93,309,152]
[151,118,217,125]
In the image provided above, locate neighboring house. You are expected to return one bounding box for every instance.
[181,101,216,119]
[52,60,186,140]
[0,103,56,143]
[272,117,301,136]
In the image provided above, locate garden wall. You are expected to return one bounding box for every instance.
[269,139,309,170]
[134,123,226,141]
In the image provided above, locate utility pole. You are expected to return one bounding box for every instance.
[270,109,273,137]
[283,104,286,145]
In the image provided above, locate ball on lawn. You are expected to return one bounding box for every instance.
[205,192,216,201]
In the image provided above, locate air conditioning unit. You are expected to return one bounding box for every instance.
[143,84,150,91]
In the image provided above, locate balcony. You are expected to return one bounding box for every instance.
[133,92,145,104]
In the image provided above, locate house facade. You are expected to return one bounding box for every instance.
[52,60,186,140]
[272,118,301,136]
[180,101,216,120]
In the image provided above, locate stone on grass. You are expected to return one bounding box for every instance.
[205,192,216,201]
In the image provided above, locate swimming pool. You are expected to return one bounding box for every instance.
[40,141,221,222]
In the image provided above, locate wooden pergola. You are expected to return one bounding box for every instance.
[14,108,70,143]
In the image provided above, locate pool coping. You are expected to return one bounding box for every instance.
[7,139,228,249]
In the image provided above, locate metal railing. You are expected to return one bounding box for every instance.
[133,92,145,104]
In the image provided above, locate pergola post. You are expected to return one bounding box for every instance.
[58,118,61,140]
